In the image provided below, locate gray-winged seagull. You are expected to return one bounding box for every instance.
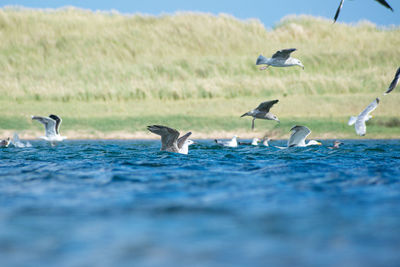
[215,136,238,147]
[239,138,260,146]
[241,100,280,130]
[384,67,400,95]
[348,98,379,136]
[32,114,67,144]
[147,125,193,154]
[288,126,322,147]
[256,49,304,70]
[0,137,11,148]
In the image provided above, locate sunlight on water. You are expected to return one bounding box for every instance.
[0,140,400,266]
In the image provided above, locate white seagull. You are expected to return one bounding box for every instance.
[147,125,193,154]
[348,98,379,136]
[215,135,238,148]
[32,114,67,144]
[384,67,400,95]
[288,126,322,147]
[256,48,304,70]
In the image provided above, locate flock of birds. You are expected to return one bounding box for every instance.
[0,1,398,154]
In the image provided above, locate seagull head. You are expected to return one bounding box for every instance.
[308,140,322,146]
[297,60,304,70]
[186,140,195,146]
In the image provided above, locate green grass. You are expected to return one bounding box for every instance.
[0,8,399,138]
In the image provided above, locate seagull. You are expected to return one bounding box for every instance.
[215,135,238,147]
[334,0,393,23]
[11,133,32,148]
[328,141,343,149]
[288,126,322,147]
[0,137,11,148]
[147,125,193,154]
[384,67,400,95]
[32,114,67,144]
[348,98,379,136]
[239,138,260,146]
[256,48,304,70]
[241,100,280,130]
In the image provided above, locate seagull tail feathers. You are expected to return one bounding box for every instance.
[256,55,268,65]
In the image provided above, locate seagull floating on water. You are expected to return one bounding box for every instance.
[334,0,393,23]
[256,48,304,70]
[287,126,322,147]
[384,67,400,95]
[32,114,66,144]
[147,125,193,154]
[348,98,379,136]
[241,100,280,130]
[239,138,260,146]
[215,136,238,148]
[0,137,11,148]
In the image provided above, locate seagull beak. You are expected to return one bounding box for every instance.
[317,142,322,145]
[301,65,304,70]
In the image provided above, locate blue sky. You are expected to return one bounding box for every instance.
[0,0,399,28]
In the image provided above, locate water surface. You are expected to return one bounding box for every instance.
[1,140,400,267]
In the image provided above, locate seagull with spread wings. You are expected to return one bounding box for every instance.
[147,125,194,154]
[287,126,322,147]
[334,0,393,23]
[241,100,280,130]
[348,98,380,136]
[32,114,67,144]
[256,48,304,70]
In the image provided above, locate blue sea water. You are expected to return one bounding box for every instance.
[1,140,400,267]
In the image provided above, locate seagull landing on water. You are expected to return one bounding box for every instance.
[384,67,400,95]
[32,114,67,145]
[241,100,280,130]
[215,136,238,148]
[147,125,193,154]
[348,98,379,136]
[0,137,11,148]
[287,126,322,147]
[334,0,393,23]
[256,48,304,70]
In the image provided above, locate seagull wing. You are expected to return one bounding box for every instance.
[334,0,345,23]
[255,100,279,112]
[177,132,192,149]
[375,0,393,11]
[32,116,57,137]
[288,125,311,147]
[147,125,180,151]
[355,98,379,136]
[384,67,400,95]
[271,48,297,59]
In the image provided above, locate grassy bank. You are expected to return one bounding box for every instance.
[0,7,399,138]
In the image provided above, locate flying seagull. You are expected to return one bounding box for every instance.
[334,0,393,23]
[32,114,67,144]
[287,126,322,147]
[0,137,11,148]
[348,98,379,136]
[147,125,193,154]
[215,135,238,148]
[256,48,304,70]
[239,138,260,146]
[384,67,400,95]
[241,100,280,130]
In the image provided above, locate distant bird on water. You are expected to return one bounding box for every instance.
[0,137,11,148]
[32,114,67,145]
[384,67,400,95]
[241,100,280,130]
[334,0,394,23]
[328,141,343,149]
[215,136,238,148]
[256,48,304,70]
[287,126,322,147]
[147,125,193,154]
[239,138,260,146]
[348,98,379,136]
